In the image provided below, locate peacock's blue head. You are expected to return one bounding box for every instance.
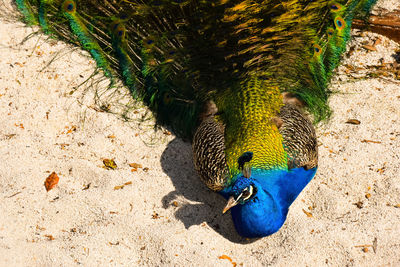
[221,174,287,238]
[219,152,317,238]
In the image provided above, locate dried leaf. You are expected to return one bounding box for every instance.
[15,123,24,129]
[362,45,377,51]
[373,237,377,253]
[129,163,142,168]
[218,255,237,267]
[354,201,363,209]
[66,125,77,134]
[374,37,382,46]
[44,235,55,241]
[302,209,313,217]
[5,134,16,139]
[113,181,132,190]
[44,172,59,192]
[152,212,161,219]
[361,139,381,144]
[6,191,21,198]
[377,166,386,174]
[346,119,361,125]
[103,159,117,170]
[82,183,91,190]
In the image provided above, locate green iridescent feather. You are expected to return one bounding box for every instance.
[15,0,37,25]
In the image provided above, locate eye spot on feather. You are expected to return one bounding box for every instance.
[114,24,126,38]
[335,16,346,30]
[62,0,76,13]
[327,27,335,37]
[330,3,342,11]
[313,44,322,57]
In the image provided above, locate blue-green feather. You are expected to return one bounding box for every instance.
[61,0,114,81]
[15,0,37,25]
[110,22,141,99]
[38,0,52,34]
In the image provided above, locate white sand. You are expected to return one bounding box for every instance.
[0,1,399,266]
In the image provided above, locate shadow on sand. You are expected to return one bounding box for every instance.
[160,138,259,244]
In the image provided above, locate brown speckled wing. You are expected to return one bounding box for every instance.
[278,104,318,170]
[192,117,228,191]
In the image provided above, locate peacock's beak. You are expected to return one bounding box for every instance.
[222,196,238,214]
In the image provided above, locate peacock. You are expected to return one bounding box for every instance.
[14,0,381,238]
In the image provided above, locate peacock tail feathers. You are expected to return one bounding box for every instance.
[14,0,377,156]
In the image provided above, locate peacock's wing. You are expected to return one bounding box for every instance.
[278,103,318,170]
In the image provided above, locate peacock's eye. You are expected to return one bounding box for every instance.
[241,185,254,201]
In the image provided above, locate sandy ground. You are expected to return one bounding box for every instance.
[0,1,399,266]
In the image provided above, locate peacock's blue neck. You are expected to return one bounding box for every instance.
[232,184,287,237]
[220,167,317,237]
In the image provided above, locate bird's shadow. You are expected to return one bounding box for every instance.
[160,138,259,244]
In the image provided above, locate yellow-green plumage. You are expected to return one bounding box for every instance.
[215,78,287,178]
